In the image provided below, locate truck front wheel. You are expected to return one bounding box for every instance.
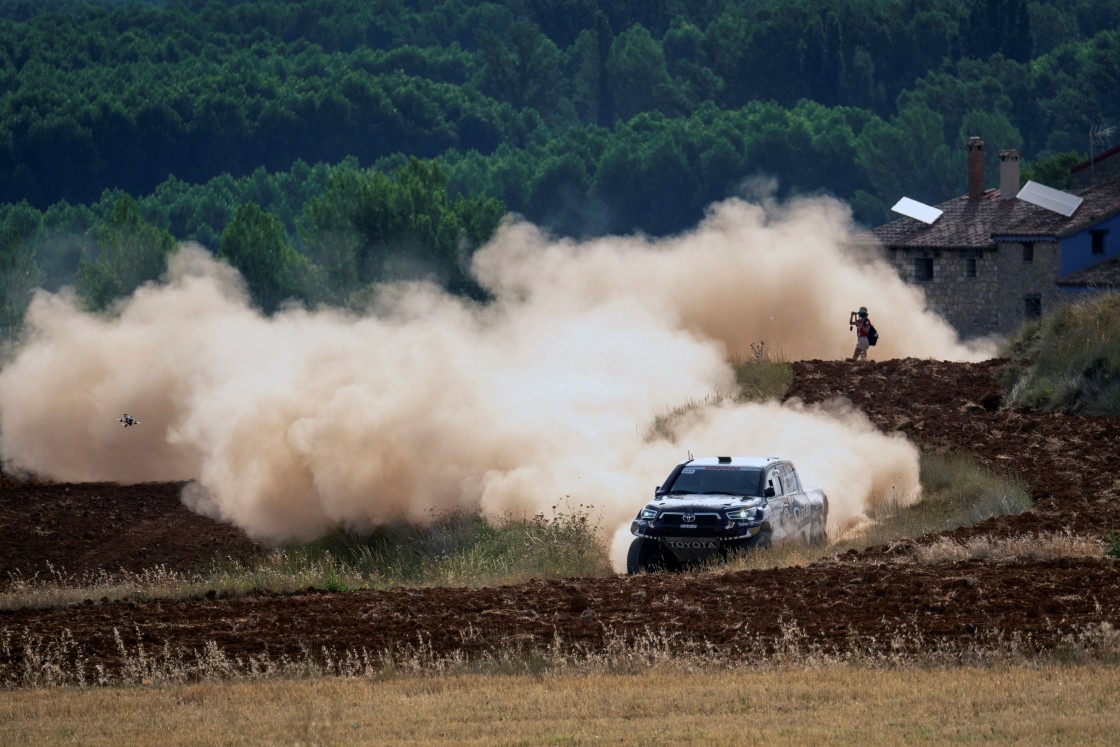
[744,529,772,551]
[626,537,674,574]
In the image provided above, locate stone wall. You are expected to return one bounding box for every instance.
[885,241,1063,339]
[992,239,1064,336]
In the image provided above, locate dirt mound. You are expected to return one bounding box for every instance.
[0,478,260,587]
[786,358,1120,541]
[2,358,1119,675]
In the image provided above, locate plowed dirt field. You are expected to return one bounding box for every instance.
[3,358,1119,677]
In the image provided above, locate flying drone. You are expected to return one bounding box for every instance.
[119,414,138,427]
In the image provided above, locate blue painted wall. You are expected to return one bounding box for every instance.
[1059,211,1120,276]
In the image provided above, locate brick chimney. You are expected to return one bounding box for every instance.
[967,136,985,199]
[999,149,1021,199]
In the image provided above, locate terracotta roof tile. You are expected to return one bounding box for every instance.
[866,177,1120,249]
[867,189,1044,249]
[999,176,1120,238]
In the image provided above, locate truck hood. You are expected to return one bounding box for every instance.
[646,494,762,512]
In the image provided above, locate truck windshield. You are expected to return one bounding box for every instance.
[665,467,764,497]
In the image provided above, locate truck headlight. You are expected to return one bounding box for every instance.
[640,508,658,520]
[726,498,762,521]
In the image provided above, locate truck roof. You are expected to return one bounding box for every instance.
[680,456,782,468]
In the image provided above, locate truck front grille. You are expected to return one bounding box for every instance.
[660,512,721,526]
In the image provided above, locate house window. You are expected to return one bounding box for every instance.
[1024,295,1042,320]
[965,258,977,277]
[1022,242,1034,263]
[914,257,934,282]
[1091,229,1108,255]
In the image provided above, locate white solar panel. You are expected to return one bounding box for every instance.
[1017,180,1083,217]
[891,197,943,224]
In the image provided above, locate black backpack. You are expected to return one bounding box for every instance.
[868,324,879,346]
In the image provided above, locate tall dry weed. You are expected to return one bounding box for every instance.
[6,619,1120,690]
[914,532,1105,564]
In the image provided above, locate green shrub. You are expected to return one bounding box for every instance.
[1000,294,1120,415]
[901,452,1033,532]
[830,451,1031,550]
[730,341,793,402]
[280,504,612,589]
[1106,531,1120,559]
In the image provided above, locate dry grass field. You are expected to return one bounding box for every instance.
[4,663,1120,746]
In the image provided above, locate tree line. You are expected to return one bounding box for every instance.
[2,0,1118,208]
[0,158,504,338]
[1,0,1119,330]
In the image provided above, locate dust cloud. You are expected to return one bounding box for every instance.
[0,196,982,569]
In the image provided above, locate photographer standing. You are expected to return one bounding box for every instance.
[851,306,873,361]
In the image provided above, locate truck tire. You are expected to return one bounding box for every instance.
[745,529,772,551]
[809,516,827,546]
[627,537,672,574]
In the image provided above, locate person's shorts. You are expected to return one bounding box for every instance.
[856,336,870,350]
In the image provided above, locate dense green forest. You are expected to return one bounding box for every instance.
[1,0,1118,326]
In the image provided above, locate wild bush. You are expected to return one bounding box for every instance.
[730,341,792,402]
[1000,294,1120,415]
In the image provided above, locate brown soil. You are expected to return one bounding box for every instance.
[3,358,1119,675]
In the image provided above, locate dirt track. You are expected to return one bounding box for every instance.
[2,358,1119,675]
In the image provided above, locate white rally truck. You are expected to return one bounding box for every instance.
[627,456,828,574]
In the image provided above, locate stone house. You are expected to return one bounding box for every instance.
[866,137,1120,338]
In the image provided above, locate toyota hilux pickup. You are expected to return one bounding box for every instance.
[627,456,828,574]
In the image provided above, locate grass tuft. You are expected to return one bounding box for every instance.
[290,504,611,588]
[644,393,726,442]
[729,341,792,402]
[644,342,791,442]
[1106,530,1120,559]
[914,532,1105,563]
[1000,294,1120,414]
[899,451,1033,533]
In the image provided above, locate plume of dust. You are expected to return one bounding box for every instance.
[474,194,998,363]
[0,196,979,571]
